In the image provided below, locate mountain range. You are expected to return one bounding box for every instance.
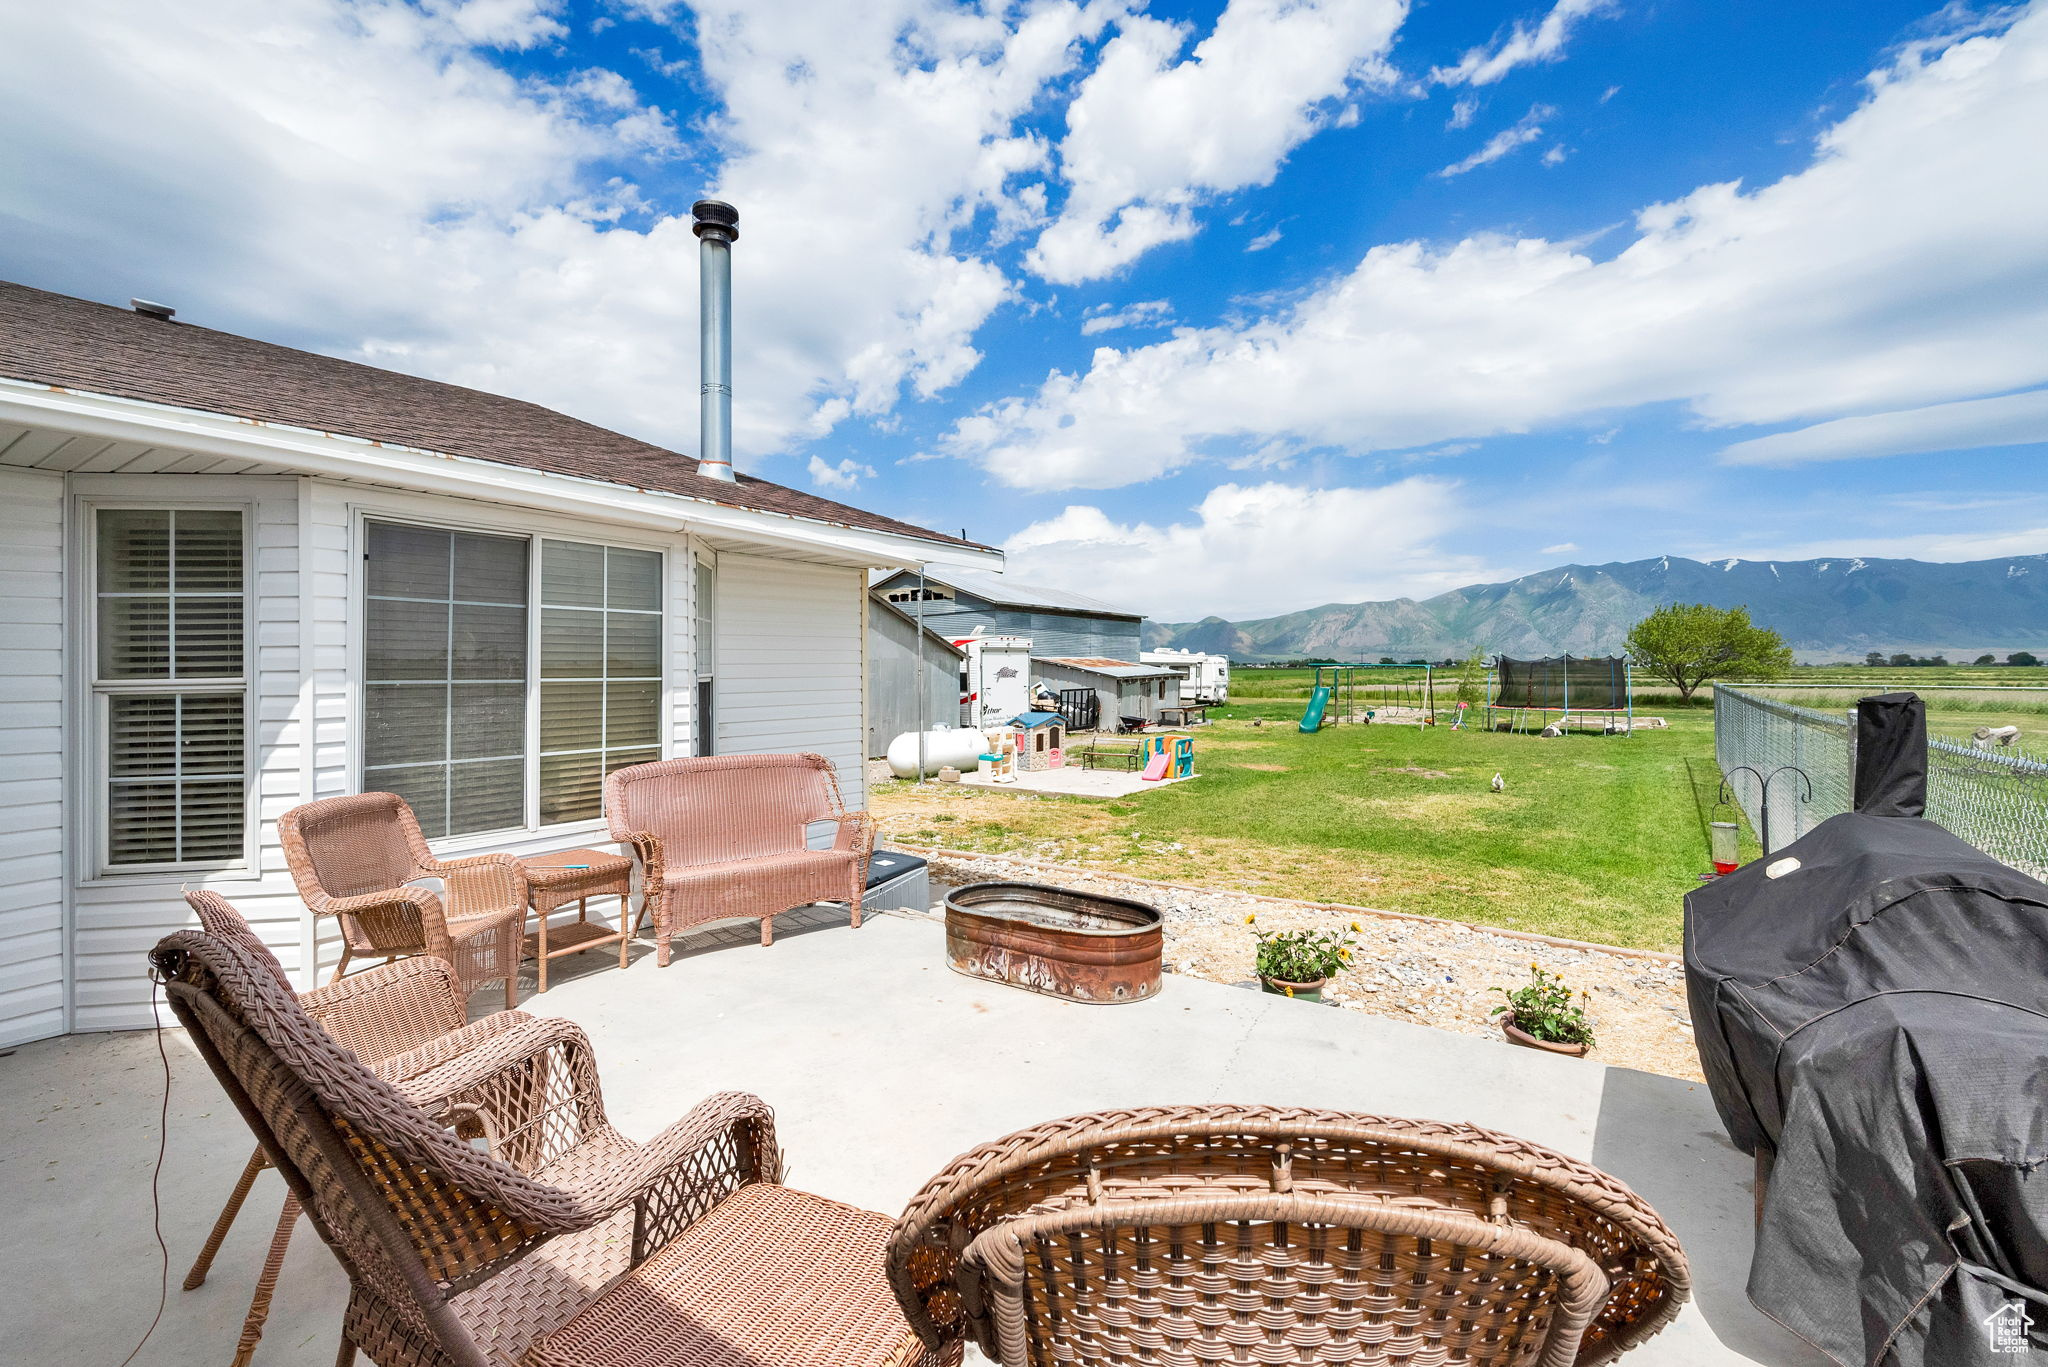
[1143,554,2048,661]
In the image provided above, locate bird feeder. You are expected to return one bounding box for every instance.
[1710,820,1740,876]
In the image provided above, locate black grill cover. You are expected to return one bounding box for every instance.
[1686,811,2048,1364]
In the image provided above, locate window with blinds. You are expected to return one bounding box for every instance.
[538,541,663,822]
[95,508,248,867]
[363,522,530,839]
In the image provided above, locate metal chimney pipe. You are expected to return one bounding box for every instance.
[692,199,739,482]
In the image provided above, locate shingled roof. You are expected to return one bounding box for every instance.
[0,281,984,551]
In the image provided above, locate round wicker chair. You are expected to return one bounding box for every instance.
[887,1105,1690,1367]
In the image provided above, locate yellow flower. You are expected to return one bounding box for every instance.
[1349,920,1362,932]
[1339,948,1352,962]
[1244,913,1257,924]
[1282,984,1295,998]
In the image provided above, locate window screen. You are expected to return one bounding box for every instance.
[363,522,529,838]
[96,508,247,866]
[537,541,662,822]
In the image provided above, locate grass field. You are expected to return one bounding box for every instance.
[874,706,1741,953]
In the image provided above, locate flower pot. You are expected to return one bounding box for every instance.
[1261,975,1327,1001]
[1500,1017,1589,1057]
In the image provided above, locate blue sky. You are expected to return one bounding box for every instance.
[4,0,2047,621]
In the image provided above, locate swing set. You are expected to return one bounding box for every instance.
[1299,663,1436,732]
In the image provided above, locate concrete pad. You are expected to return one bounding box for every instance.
[0,911,1828,1366]
[956,766,1198,797]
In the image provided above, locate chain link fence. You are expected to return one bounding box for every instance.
[1715,686,2048,879]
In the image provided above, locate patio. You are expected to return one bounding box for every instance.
[0,907,1828,1367]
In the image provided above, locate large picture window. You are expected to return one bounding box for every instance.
[95,508,248,868]
[361,520,664,839]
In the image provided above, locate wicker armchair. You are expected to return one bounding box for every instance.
[179,890,537,1367]
[280,792,526,1010]
[150,926,946,1367]
[604,753,873,966]
[888,1105,1691,1367]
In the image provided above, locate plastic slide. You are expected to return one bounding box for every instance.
[1298,685,1331,733]
[1140,750,1172,781]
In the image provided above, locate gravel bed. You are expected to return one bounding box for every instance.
[899,846,1703,1082]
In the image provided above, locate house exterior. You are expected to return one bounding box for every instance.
[864,591,965,757]
[0,281,999,1046]
[871,568,1142,660]
[1032,657,1181,731]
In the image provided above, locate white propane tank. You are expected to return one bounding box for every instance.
[887,728,990,779]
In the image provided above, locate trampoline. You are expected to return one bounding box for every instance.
[1485,654,1634,735]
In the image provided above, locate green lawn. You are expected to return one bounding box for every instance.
[876,703,1742,952]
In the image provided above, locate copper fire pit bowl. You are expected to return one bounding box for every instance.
[944,880,1163,1004]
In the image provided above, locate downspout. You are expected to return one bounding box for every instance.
[915,566,927,781]
[692,200,739,482]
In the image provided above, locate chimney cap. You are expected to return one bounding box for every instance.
[691,199,739,242]
[130,298,175,320]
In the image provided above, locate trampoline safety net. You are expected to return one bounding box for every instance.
[1493,655,1629,710]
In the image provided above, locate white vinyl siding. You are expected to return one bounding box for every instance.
[0,466,67,1046]
[714,554,867,811]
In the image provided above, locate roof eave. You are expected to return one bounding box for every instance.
[0,378,1003,571]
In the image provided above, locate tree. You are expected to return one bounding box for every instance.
[1865,651,1886,667]
[1890,652,1916,667]
[2013,651,2041,667]
[1624,603,1793,703]
[1452,649,1488,707]
[1975,654,1997,666]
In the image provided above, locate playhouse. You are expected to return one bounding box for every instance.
[1011,710,1066,772]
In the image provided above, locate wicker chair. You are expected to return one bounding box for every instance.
[280,792,526,1010]
[179,890,537,1367]
[150,926,947,1367]
[887,1105,1691,1367]
[604,753,873,966]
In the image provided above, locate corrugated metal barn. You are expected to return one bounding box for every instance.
[871,568,1143,660]
[865,591,966,756]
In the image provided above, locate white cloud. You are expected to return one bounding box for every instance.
[946,10,2048,490]
[1696,527,2048,565]
[1719,388,2048,465]
[807,454,877,489]
[1001,478,1495,620]
[1026,0,1406,284]
[1447,95,1479,129]
[1540,542,1580,555]
[1438,105,1552,176]
[1541,143,1568,166]
[1080,298,1174,335]
[0,0,1111,469]
[1246,226,1284,252]
[1432,0,1617,88]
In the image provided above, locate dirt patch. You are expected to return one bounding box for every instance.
[1383,766,1452,779]
[899,847,1702,1082]
[1336,791,1509,823]
[1240,763,1291,772]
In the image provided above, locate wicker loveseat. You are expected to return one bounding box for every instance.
[151,926,942,1367]
[887,1105,1690,1367]
[604,753,873,966]
[280,792,527,1010]
[179,890,534,1367]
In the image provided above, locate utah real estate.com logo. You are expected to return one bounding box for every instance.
[1985,1299,2032,1354]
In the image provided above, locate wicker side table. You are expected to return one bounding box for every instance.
[519,848,635,992]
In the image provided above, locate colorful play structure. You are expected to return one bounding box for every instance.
[1298,663,1436,733]
[1140,732,1195,780]
[1484,654,1636,735]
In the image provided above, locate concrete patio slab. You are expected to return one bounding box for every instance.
[0,910,1829,1366]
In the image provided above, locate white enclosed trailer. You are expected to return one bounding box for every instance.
[1142,648,1231,704]
[956,632,1034,730]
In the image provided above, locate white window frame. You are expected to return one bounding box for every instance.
[349,508,672,846]
[80,495,259,880]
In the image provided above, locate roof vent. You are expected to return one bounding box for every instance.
[692,199,739,483]
[130,298,175,321]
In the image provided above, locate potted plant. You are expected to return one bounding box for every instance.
[1247,914,1359,1001]
[1492,963,1595,1056]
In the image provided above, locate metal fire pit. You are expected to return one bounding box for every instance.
[944,880,1163,1004]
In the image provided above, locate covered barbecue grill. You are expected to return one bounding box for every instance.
[1686,693,2048,1365]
